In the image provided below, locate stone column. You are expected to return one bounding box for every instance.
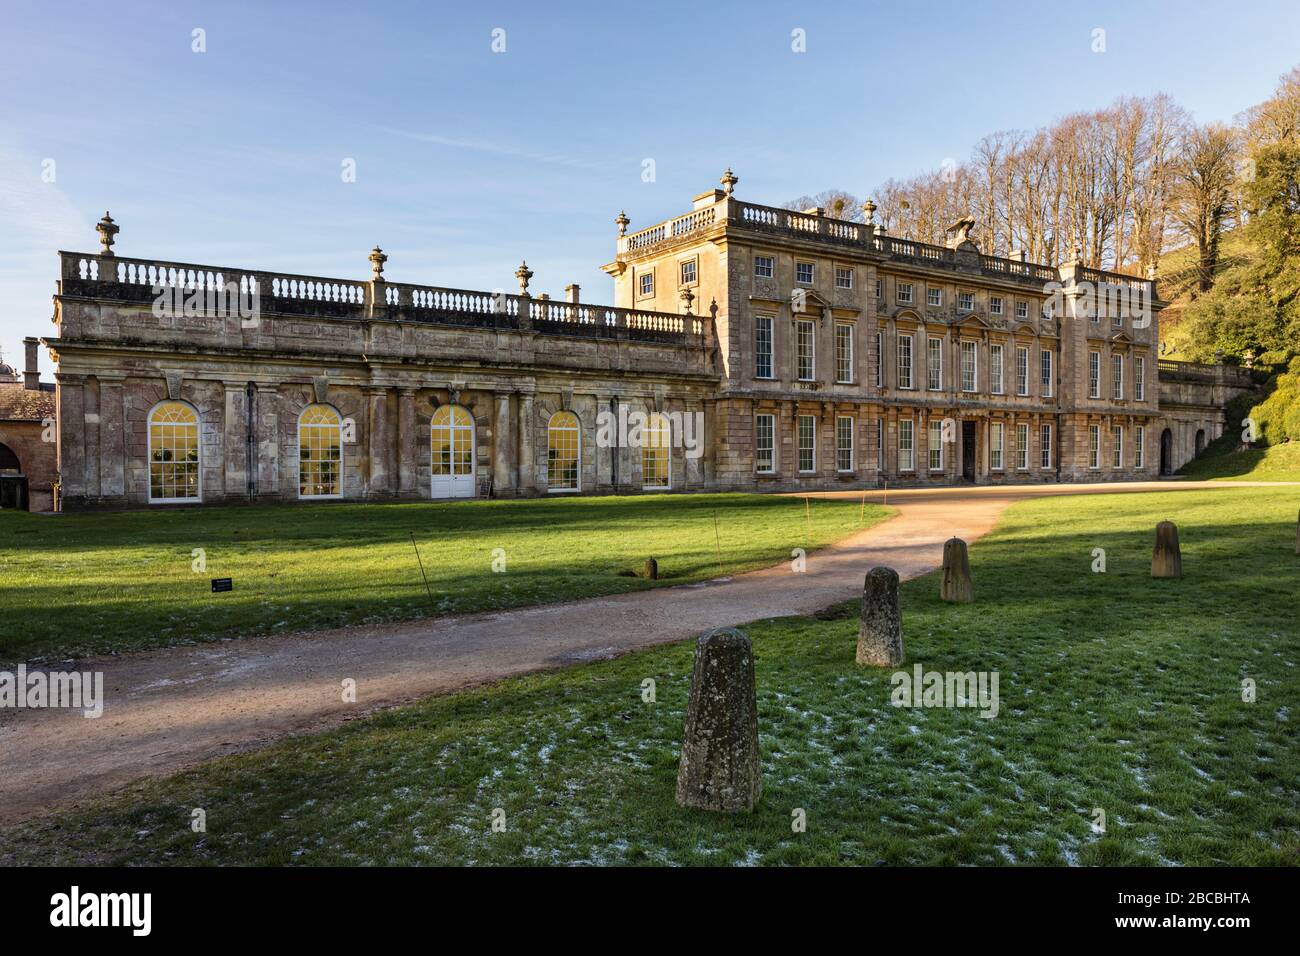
[492,392,512,496]
[223,383,248,501]
[97,375,126,499]
[516,392,535,493]
[397,387,417,497]
[255,384,280,498]
[54,374,87,502]
[366,387,391,497]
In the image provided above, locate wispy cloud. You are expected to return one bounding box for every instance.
[380,127,614,174]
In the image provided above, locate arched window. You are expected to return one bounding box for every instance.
[0,442,20,474]
[641,413,671,490]
[431,404,475,498]
[148,401,200,502]
[547,411,580,492]
[299,404,343,498]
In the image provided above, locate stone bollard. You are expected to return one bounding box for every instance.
[644,557,658,580]
[857,566,904,667]
[1152,520,1182,578]
[940,537,974,603]
[675,627,762,812]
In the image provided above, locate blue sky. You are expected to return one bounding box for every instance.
[2,0,1298,377]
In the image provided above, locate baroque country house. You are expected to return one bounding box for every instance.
[39,172,1252,511]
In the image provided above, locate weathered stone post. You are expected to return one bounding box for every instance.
[644,557,658,580]
[857,566,904,666]
[676,628,761,812]
[1152,520,1182,578]
[941,537,974,602]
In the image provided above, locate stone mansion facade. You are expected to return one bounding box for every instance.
[40,173,1251,510]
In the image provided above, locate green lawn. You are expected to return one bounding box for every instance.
[3,488,1296,866]
[0,494,888,664]
[1178,442,1300,482]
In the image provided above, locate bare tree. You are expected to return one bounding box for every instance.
[1170,123,1240,292]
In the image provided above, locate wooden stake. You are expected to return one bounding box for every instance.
[804,495,812,543]
[410,532,434,603]
[860,490,867,525]
[712,509,725,576]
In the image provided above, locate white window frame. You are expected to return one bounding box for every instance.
[1135,425,1146,469]
[1112,425,1124,468]
[679,258,697,286]
[874,331,883,387]
[834,267,853,290]
[927,337,943,391]
[1040,423,1053,469]
[1015,300,1028,319]
[990,422,1004,471]
[756,413,775,474]
[898,418,915,472]
[875,278,883,299]
[835,323,854,384]
[795,261,815,285]
[897,282,913,304]
[1088,351,1101,398]
[836,416,854,472]
[897,333,914,389]
[990,296,1003,316]
[1040,348,1053,398]
[148,400,203,504]
[796,319,816,381]
[928,419,944,471]
[638,271,654,297]
[1112,354,1124,401]
[1016,346,1030,396]
[1135,356,1146,402]
[1089,424,1101,469]
[958,292,974,313]
[754,314,774,379]
[961,341,977,392]
[1016,422,1029,471]
[990,344,1004,395]
[926,287,942,308]
[798,414,816,473]
[754,255,774,279]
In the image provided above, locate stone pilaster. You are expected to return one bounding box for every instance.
[255,384,280,498]
[97,375,126,498]
[397,387,417,496]
[365,386,391,497]
[516,392,535,494]
[223,383,249,501]
[492,392,512,495]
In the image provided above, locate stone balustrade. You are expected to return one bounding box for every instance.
[616,193,1154,295]
[58,251,708,346]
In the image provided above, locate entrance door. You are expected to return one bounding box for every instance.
[431,405,475,498]
[961,421,977,481]
[1160,428,1173,476]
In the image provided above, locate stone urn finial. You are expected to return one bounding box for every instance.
[515,260,534,296]
[615,210,630,237]
[720,167,738,196]
[679,287,695,314]
[1071,242,1083,263]
[862,198,877,225]
[368,245,387,280]
[96,211,119,256]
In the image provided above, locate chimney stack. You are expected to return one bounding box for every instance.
[565,283,580,304]
[23,337,39,390]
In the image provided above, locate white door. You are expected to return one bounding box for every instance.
[431,405,475,498]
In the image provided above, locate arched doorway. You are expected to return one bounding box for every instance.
[1159,428,1173,476]
[0,442,26,510]
[1195,429,1206,457]
[431,405,475,498]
